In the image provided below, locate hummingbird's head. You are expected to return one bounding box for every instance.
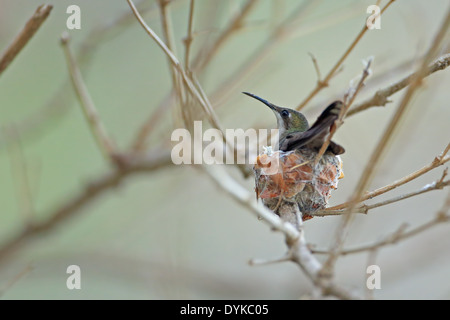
[243,92,309,137]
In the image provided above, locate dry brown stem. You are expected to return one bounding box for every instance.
[0,4,53,76]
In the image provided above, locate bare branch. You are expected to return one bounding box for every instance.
[191,0,259,73]
[130,93,175,152]
[4,126,35,224]
[0,264,33,297]
[313,191,450,256]
[315,175,450,217]
[295,0,395,110]
[308,52,323,85]
[313,57,372,166]
[328,145,450,211]
[249,254,291,266]
[348,53,450,117]
[364,179,449,211]
[184,0,195,70]
[158,0,184,103]
[0,4,53,77]
[60,33,118,164]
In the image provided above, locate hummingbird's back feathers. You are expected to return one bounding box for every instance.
[280,101,345,155]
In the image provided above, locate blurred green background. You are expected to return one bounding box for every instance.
[0,0,449,299]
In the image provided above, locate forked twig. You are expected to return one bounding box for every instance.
[295,0,395,110]
[60,33,118,163]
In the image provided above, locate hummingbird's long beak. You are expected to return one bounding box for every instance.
[242,92,277,111]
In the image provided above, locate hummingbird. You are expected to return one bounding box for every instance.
[242,92,345,155]
[243,92,345,224]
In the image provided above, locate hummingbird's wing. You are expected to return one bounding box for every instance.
[280,101,345,155]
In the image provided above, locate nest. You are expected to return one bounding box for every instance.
[254,147,343,221]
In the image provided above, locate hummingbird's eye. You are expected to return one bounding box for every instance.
[281,110,290,118]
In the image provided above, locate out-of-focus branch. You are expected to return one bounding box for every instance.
[0,4,53,76]
[191,0,259,73]
[158,0,184,103]
[0,149,173,266]
[4,126,35,224]
[0,264,33,297]
[183,0,195,70]
[348,53,450,117]
[308,52,323,84]
[61,33,119,164]
[295,0,395,111]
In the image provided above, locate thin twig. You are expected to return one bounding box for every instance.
[363,179,449,211]
[60,33,118,163]
[365,248,379,300]
[4,126,35,224]
[0,264,33,297]
[313,57,372,166]
[0,4,53,76]
[295,0,395,110]
[348,53,450,117]
[315,175,450,217]
[130,93,175,152]
[308,52,323,85]
[191,0,259,73]
[328,145,450,211]
[184,0,195,70]
[158,0,184,103]
[313,191,450,256]
[248,254,291,266]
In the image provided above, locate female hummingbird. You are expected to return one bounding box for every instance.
[243,92,345,224]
